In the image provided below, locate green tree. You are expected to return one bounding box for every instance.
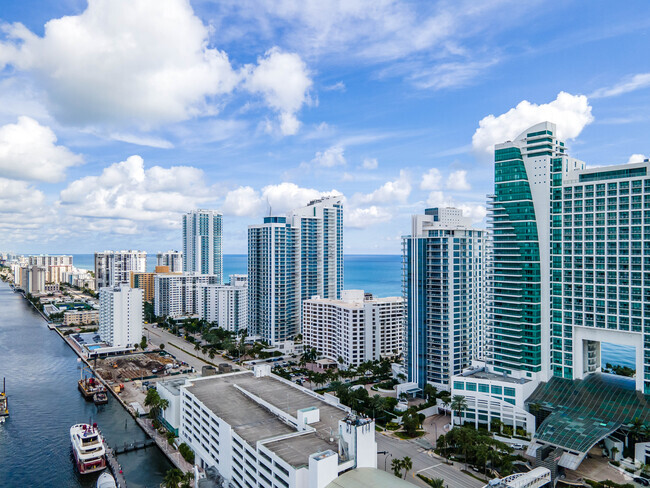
[401,456,412,479]
[391,458,403,478]
[140,336,147,349]
[450,395,468,425]
[159,343,165,351]
[423,384,438,404]
[402,409,422,437]
[178,442,195,463]
[163,468,183,488]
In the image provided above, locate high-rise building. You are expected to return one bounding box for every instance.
[156,250,183,273]
[28,255,74,284]
[154,273,221,317]
[248,197,343,344]
[95,250,147,289]
[99,284,143,349]
[402,207,486,391]
[302,290,404,368]
[182,210,222,282]
[196,275,248,332]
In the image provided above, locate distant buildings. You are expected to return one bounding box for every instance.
[63,309,99,326]
[302,290,404,368]
[403,207,487,391]
[99,284,143,349]
[153,273,221,317]
[131,265,180,303]
[14,264,47,294]
[174,367,377,488]
[182,210,223,282]
[157,250,183,273]
[28,255,74,283]
[248,196,343,344]
[95,250,147,288]
[197,274,248,332]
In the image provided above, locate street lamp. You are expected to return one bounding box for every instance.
[378,451,392,471]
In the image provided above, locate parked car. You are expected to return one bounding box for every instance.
[634,477,650,486]
[510,443,524,450]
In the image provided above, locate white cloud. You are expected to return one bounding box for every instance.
[59,155,217,229]
[311,145,346,167]
[408,59,498,90]
[591,73,650,98]
[345,205,392,229]
[323,81,346,92]
[0,0,241,127]
[425,190,486,223]
[458,203,487,222]
[361,158,378,170]
[420,168,442,190]
[221,186,264,217]
[355,170,411,205]
[0,116,83,182]
[627,154,648,164]
[109,133,174,149]
[472,92,593,158]
[426,190,453,208]
[244,47,312,135]
[446,170,470,191]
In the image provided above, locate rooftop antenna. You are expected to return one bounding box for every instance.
[267,198,272,217]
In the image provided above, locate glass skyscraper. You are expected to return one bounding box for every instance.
[182,210,223,283]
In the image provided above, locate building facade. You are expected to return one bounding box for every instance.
[95,250,147,289]
[197,275,248,332]
[182,210,223,282]
[302,290,404,368]
[403,207,486,390]
[63,309,100,326]
[248,197,343,344]
[154,273,221,317]
[157,250,183,273]
[99,284,143,349]
[177,367,376,488]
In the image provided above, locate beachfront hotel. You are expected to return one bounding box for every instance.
[175,366,377,488]
[248,197,343,345]
[182,210,223,283]
[402,207,487,391]
[302,290,404,368]
[449,122,650,472]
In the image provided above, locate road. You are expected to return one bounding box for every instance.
[143,324,242,373]
[376,433,485,488]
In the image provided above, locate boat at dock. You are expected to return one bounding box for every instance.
[0,378,8,423]
[96,471,117,488]
[70,423,107,474]
[78,363,106,400]
[93,391,108,405]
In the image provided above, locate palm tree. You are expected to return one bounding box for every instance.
[423,384,437,404]
[428,479,445,488]
[401,456,412,479]
[163,467,183,488]
[180,471,194,488]
[450,395,468,426]
[391,458,403,478]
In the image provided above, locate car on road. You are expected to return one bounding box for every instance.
[634,477,650,486]
[510,443,524,450]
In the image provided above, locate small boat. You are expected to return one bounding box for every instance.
[93,391,108,405]
[70,423,107,474]
[96,471,117,488]
[0,378,8,423]
[79,364,106,400]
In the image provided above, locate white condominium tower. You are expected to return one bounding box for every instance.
[302,290,404,368]
[99,284,143,349]
[94,250,147,289]
[182,210,223,283]
[403,207,486,390]
[196,275,248,333]
[156,250,183,273]
[248,196,343,344]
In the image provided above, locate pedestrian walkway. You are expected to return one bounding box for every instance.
[105,446,127,487]
[137,417,194,473]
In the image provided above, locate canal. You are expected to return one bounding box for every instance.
[0,282,172,487]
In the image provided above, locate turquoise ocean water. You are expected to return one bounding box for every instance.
[71,253,633,369]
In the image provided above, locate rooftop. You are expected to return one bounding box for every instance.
[185,371,350,468]
[459,368,531,385]
[325,468,413,488]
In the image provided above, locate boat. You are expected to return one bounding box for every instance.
[0,378,8,423]
[70,423,107,474]
[93,391,108,405]
[78,364,106,400]
[96,471,117,488]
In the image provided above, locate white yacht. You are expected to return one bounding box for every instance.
[70,423,107,474]
[96,471,117,488]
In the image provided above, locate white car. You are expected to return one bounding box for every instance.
[510,443,524,450]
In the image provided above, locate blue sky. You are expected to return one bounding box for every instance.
[0,0,649,255]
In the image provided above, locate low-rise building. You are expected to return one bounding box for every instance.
[63,309,100,326]
[157,377,185,436]
[179,366,377,488]
[99,284,143,349]
[196,274,248,332]
[302,290,404,368]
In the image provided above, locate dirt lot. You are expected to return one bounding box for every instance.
[94,352,177,382]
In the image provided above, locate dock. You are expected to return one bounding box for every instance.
[112,438,156,454]
[105,445,128,488]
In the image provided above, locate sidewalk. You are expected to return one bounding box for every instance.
[137,417,194,473]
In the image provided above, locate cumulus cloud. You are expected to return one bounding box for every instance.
[244,47,312,135]
[627,154,648,164]
[311,145,346,167]
[446,170,470,191]
[221,186,264,217]
[355,170,411,205]
[0,116,83,182]
[361,158,378,170]
[591,73,650,99]
[0,0,241,127]
[420,168,442,190]
[345,205,392,228]
[472,92,594,158]
[425,190,486,223]
[59,155,217,229]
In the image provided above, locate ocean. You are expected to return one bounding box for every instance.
[72,253,634,369]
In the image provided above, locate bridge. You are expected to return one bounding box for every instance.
[482,467,551,488]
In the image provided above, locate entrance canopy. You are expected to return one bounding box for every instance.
[526,373,650,468]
